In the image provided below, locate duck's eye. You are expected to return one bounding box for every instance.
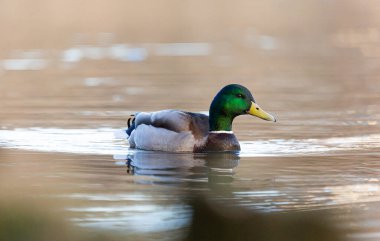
[236,94,244,98]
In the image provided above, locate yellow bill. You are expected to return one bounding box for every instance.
[248,102,276,122]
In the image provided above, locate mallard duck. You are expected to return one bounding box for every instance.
[126,84,276,152]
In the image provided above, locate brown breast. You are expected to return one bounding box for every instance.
[195,133,240,152]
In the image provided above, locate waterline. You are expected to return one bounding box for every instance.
[0,128,379,156]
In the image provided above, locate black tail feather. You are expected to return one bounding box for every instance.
[126,114,136,136]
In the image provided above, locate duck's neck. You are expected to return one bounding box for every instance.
[209,109,235,132]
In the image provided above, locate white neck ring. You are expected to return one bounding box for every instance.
[209,130,234,134]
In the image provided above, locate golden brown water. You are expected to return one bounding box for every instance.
[1,0,380,240]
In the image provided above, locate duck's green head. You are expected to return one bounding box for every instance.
[209,84,276,131]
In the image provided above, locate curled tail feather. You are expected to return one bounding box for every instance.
[126,114,136,136]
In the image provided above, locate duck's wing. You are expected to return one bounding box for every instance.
[184,111,210,139]
[129,110,209,138]
[127,110,209,152]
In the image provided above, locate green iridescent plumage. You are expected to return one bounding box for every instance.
[209,84,255,131]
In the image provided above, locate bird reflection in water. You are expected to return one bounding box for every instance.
[116,151,344,241]
[120,151,239,186]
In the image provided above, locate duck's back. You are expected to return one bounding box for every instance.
[127,110,209,152]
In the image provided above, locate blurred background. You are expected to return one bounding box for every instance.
[1,0,379,132]
[1,1,380,241]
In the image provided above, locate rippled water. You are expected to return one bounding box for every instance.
[1,127,380,240]
[0,128,379,156]
[1,78,379,241]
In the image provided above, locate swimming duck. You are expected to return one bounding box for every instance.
[126,84,276,152]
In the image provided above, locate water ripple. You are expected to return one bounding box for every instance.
[0,128,379,156]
